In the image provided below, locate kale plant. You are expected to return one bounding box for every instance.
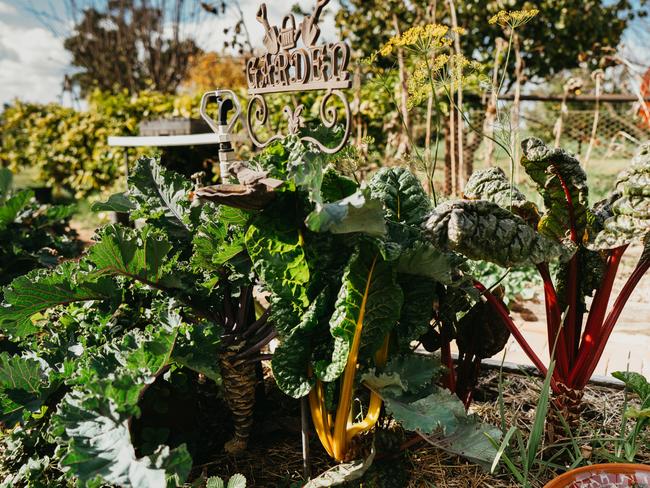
[0,159,272,487]
[0,168,81,289]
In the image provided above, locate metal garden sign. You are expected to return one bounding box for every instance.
[245,0,352,153]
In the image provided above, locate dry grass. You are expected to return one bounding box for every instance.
[193,370,648,487]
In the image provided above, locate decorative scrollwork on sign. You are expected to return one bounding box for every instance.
[245,0,352,154]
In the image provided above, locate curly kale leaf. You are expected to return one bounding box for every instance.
[127,157,198,238]
[463,167,539,222]
[520,137,591,241]
[423,200,569,267]
[0,353,54,427]
[368,167,431,226]
[50,320,191,488]
[592,142,650,249]
[0,263,118,339]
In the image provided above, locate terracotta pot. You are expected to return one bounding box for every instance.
[544,463,650,488]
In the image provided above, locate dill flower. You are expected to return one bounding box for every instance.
[489,9,539,29]
[378,23,451,57]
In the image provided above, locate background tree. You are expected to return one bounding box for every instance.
[62,0,204,95]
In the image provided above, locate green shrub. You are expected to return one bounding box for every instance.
[0,90,203,198]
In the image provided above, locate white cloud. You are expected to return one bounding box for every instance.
[188,0,339,54]
[0,1,17,15]
[0,19,70,105]
[0,0,341,106]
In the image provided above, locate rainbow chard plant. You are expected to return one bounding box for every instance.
[424,138,650,439]
[215,138,501,470]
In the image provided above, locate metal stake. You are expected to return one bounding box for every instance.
[300,396,311,480]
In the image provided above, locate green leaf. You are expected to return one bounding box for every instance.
[315,247,403,381]
[0,263,117,338]
[383,388,465,434]
[91,192,135,213]
[0,189,33,230]
[424,200,570,267]
[51,320,189,487]
[128,157,194,234]
[305,189,387,236]
[0,167,12,203]
[286,137,325,203]
[206,477,225,488]
[420,420,502,469]
[321,166,358,202]
[361,353,441,398]
[272,289,330,398]
[173,320,222,384]
[396,241,455,284]
[520,138,591,241]
[304,447,375,487]
[88,224,174,285]
[245,203,310,335]
[0,353,53,427]
[368,167,431,226]
[191,209,246,274]
[227,473,247,488]
[612,371,650,401]
[463,167,538,221]
[395,276,437,348]
[592,143,650,249]
[52,390,191,488]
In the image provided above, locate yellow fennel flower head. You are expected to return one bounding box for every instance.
[377,23,451,57]
[489,8,539,29]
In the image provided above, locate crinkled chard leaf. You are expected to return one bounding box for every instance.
[463,167,538,223]
[368,167,431,226]
[591,142,650,249]
[456,300,510,360]
[271,289,331,398]
[314,246,403,382]
[520,137,591,241]
[305,189,387,236]
[395,276,437,349]
[423,200,569,267]
[245,201,310,335]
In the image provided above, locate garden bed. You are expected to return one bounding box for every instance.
[182,367,647,487]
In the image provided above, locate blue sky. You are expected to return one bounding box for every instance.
[0,0,339,105]
[1,0,648,106]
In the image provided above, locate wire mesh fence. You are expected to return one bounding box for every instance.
[468,101,650,167]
